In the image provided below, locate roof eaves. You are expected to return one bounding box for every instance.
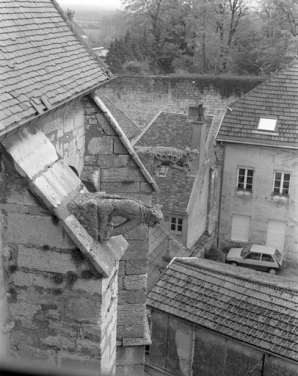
[91,93,159,193]
[215,138,298,150]
[0,79,114,140]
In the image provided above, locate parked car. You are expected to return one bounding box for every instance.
[225,244,283,274]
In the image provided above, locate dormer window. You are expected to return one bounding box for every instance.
[257,117,277,131]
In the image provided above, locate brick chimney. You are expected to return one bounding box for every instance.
[187,103,207,172]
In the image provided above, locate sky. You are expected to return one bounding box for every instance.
[57,0,123,9]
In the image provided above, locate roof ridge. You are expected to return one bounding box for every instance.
[172,257,298,293]
[227,57,298,109]
[50,0,111,75]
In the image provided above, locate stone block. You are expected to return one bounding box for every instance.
[125,260,148,275]
[64,296,102,323]
[74,278,103,295]
[80,166,101,192]
[140,182,153,193]
[2,128,58,179]
[6,212,74,249]
[12,270,64,289]
[17,246,76,273]
[96,113,117,136]
[31,160,82,210]
[120,250,148,261]
[118,290,146,305]
[101,168,144,182]
[76,338,101,358]
[57,351,102,371]
[80,324,102,342]
[13,344,57,365]
[87,136,113,155]
[41,335,75,350]
[96,155,130,168]
[123,275,147,290]
[126,239,148,252]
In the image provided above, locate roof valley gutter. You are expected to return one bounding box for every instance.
[0,78,117,141]
[90,93,159,192]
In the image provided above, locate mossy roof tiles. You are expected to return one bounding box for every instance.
[217,59,298,148]
[0,0,110,133]
[148,257,298,363]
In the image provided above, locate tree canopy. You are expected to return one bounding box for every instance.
[105,0,298,75]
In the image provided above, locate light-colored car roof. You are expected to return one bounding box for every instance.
[250,244,276,254]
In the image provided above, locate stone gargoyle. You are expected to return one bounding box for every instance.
[149,146,199,174]
[68,192,163,242]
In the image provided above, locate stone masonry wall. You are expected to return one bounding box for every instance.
[83,97,153,376]
[100,76,248,129]
[0,168,118,374]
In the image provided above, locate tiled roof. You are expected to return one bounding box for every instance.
[0,0,110,134]
[135,112,202,212]
[148,257,298,363]
[152,169,195,212]
[96,91,141,141]
[148,225,192,291]
[217,58,298,148]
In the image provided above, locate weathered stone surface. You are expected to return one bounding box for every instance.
[125,260,147,275]
[88,137,113,155]
[118,290,146,305]
[101,168,144,182]
[64,296,102,323]
[17,246,76,273]
[2,128,58,179]
[6,213,74,248]
[31,160,82,209]
[123,275,147,290]
[57,351,102,370]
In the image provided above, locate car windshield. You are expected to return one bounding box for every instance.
[241,245,251,258]
[274,249,283,263]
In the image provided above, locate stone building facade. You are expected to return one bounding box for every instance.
[0,1,159,375]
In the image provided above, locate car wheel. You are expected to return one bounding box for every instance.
[268,268,277,275]
[230,262,238,267]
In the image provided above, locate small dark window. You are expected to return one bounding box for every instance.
[237,168,254,191]
[273,172,290,196]
[171,217,183,232]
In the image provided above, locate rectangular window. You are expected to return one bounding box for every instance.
[237,168,254,191]
[171,217,183,233]
[273,172,290,196]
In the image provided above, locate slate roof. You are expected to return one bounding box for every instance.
[217,58,298,148]
[148,225,192,291]
[148,257,298,363]
[0,0,110,134]
[96,91,142,141]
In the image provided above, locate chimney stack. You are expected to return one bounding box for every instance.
[187,103,206,172]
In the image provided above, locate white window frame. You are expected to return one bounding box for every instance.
[237,167,254,191]
[273,172,291,196]
[257,117,277,131]
[170,217,183,233]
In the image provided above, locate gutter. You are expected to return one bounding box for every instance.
[216,138,298,150]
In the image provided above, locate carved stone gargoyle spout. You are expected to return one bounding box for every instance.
[149,146,199,174]
[68,192,163,242]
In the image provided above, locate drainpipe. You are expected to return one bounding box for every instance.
[190,326,196,376]
[216,142,225,248]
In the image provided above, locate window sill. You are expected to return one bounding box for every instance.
[235,189,253,197]
[271,194,289,201]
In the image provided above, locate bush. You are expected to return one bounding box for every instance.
[123,60,150,75]
[204,247,226,262]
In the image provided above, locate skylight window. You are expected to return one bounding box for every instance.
[257,117,277,131]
